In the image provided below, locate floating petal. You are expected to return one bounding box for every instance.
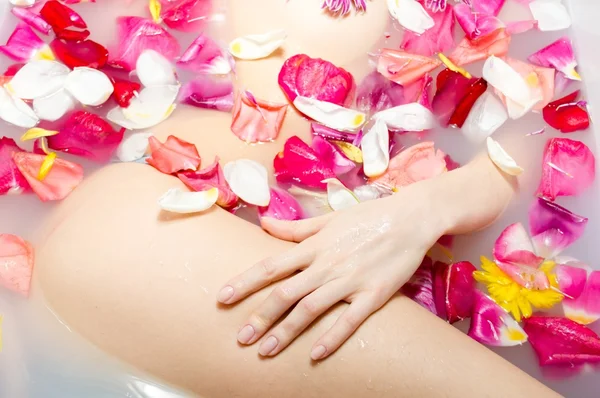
[387,0,434,34]
[7,60,69,100]
[64,67,113,106]
[11,7,52,35]
[326,178,360,211]
[529,37,580,81]
[401,5,455,56]
[146,135,201,174]
[461,92,508,143]
[0,86,39,128]
[112,79,141,108]
[177,34,232,75]
[361,119,389,178]
[223,159,270,206]
[108,85,179,130]
[293,96,365,132]
[557,263,588,300]
[432,69,487,127]
[322,0,367,14]
[136,49,177,87]
[486,137,524,176]
[449,29,511,66]
[355,71,405,115]
[536,137,595,201]
[529,0,571,32]
[229,30,287,60]
[372,102,435,132]
[0,138,30,195]
[401,257,438,315]
[311,123,359,143]
[0,23,49,63]
[311,136,357,176]
[543,90,590,133]
[445,261,477,324]
[231,91,288,143]
[160,0,212,33]
[563,271,600,325]
[158,187,218,214]
[258,187,305,221]
[506,20,538,35]
[499,58,555,117]
[377,49,441,86]
[274,136,335,189]
[40,0,87,35]
[178,75,234,112]
[454,3,504,41]
[50,39,108,69]
[116,132,152,162]
[32,89,75,122]
[178,158,238,208]
[0,234,34,297]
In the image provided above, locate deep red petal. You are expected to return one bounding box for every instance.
[433,261,449,320]
[448,78,488,128]
[543,91,590,133]
[50,39,109,69]
[445,261,477,323]
[56,29,90,42]
[40,0,87,33]
[112,79,141,108]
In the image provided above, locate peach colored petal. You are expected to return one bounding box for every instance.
[146,136,201,175]
[449,29,511,66]
[0,234,34,297]
[496,58,555,111]
[231,91,288,143]
[369,142,446,189]
[377,49,441,86]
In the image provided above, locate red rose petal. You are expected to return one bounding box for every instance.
[0,234,34,297]
[147,136,201,175]
[56,29,90,42]
[40,0,87,34]
[0,137,30,195]
[543,91,591,133]
[112,79,141,108]
[50,38,109,69]
[178,157,238,208]
[432,69,487,127]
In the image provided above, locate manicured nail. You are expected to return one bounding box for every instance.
[258,336,278,356]
[217,286,234,303]
[311,345,327,360]
[237,325,255,344]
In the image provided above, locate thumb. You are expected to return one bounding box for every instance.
[260,213,335,242]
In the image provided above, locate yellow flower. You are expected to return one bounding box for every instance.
[473,256,563,322]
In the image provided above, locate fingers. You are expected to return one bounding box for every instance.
[310,294,385,361]
[217,244,316,304]
[256,280,349,357]
[237,268,326,346]
[260,213,334,243]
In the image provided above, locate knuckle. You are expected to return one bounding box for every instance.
[341,313,361,331]
[299,298,320,317]
[260,258,277,281]
[274,285,294,304]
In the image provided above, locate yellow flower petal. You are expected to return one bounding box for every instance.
[333,141,363,163]
[38,152,57,181]
[149,0,161,23]
[517,294,533,319]
[21,127,59,141]
[438,53,472,78]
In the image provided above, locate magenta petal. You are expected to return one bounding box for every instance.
[177,158,238,208]
[0,137,30,195]
[454,3,504,41]
[401,5,455,56]
[536,138,596,201]
[433,261,449,319]
[47,111,125,163]
[432,69,478,126]
[111,17,180,71]
[11,7,52,35]
[0,23,47,62]
[473,0,506,16]
[311,123,358,143]
[273,136,335,189]
[355,71,405,115]
[506,20,537,35]
[446,261,477,324]
[177,34,231,75]
[557,264,588,300]
[311,136,357,176]
[528,37,579,80]
[178,75,234,112]
[563,271,600,325]
[523,316,600,366]
[468,290,528,346]
[528,198,588,259]
[401,256,438,316]
[258,187,305,221]
[160,0,212,33]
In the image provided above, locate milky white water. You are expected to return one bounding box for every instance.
[0,1,599,397]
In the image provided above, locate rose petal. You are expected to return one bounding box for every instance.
[0,86,39,128]
[64,67,113,106]
[107,85,179,130]
[311,136,357,176]
[158,187,218,214]
[377,49,441,86]
[40,0,87,34]
[529,37,580,81]
[529,0,571,32]
[536,137,595,201]
[401,256,438,315]
[274,136,335,189]
[543,90,590,133]
[387,0,435,34]
[223,159,270,206]
[563,271,600,325]
[432,69,487,127]
[50,38,109,69]
[146,135,201,174]
[258,187,305,221]
[178,157,238,208]
[229,29,287,60]
[0,23,49,63]
[111,17,180,72]
[0,234,34,296]
[231,91,288,143]
[322,0,367,14]
[449,28,511,66]
[32,89,75,122]
[423,0,447,12]
[401,5,455,56]
[12,152,83,201]
[529,198,588,259]
[372,102,435,132]
[523,316,600,366]
[445,261,477,324]
[461,92,508,143]
[361,119,390,178]
[136,49,177,87]
[486,137,524,176]
[557,263,589,300]
[177,34,232,75]
[311,123,358,143]
[506,20,538,35]
[355,71,405,115]
[0,137,30,195]
[454,3,505,41]
[369,141,446,189]
[326,178,360,211]
[116,132,152,162]
[278,54,355,106]
[47,111,124,163]
[11,7,53,35]
[160,0,212,32]
[468,290,528,346]
[112,78,141,108]
[7,60,69,100]
[178,75,234,112]
[293,96,365,132]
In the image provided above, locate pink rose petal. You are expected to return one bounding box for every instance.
[322,0,367,14]
[230,91,288,144]
[12,152,84,202]
[258,187,305,221]
[536,138,596,201]
[499,58,555,111]
[449,28,511,66]
[401,5,455,56]
[506,20,538,35]
[0,23,47,62]
[401,256,438,316]
[445,261,477,324]
[0,234,34,297]
[528,37,580,80]
[11,7,53,35]
[473,0,507,16]
[311,123,358,143]
[311,136,357,177]
[355,71,405,115]
[557,263,588,300]
[146,135,201,174]
[160,0,212,32]
[0,137,31,195]
[177,34,231,75]
[454,3,504,41]
[47,111,125,163]
[377,49,441,86]
[432,260,448,319]
[523,316,600,367]
[179,75,234,112]
[562,271,600,326]
[273,136,335,189]
[178,157,238,208]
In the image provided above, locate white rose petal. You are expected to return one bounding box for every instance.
[136,50,178,87]
[33,89,76,122]
[6,60,69,100]
[0,86,39,128]
[64,67,114,106]
[361,118,390,178]
[158,188,219,214]
[487,137,524,176]
[529,0,571,31]
[229,29,287,60]
[462,92,508,143]
[326,179,360,211]
[108,85,179,130]
[116,132,153,162]
[293,96,366,132]
[387,0,435,34]
[223,159,270,206]
[372,102,435,131]
[9,0,36,7]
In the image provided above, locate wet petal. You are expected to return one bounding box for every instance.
[116,131,152,162]
[500,58,555,116]
[278,54,355,106]
[543,90,590,133]
[468,290,528,347]
[177,34,232,75]
[461,92,508,143]
[536,137,595,201]
[445,261,477,324]
[64,67,113,106]
[387,0,434,34]
[361,119,389,178]
[529,0,571,32]
[311,123,359,143]
[108,85,179,130]
[563,271,600,325]
[178,75,234,112]
[401,257,438,315]
[178,158,237,208]
[529,197,588,259]
[146,135,201,174]
[326,178,360,211]
[293,96,365,132]
[11,7,53,35]
[136,49,177,88]
[7,60,69,100]
[377,49,441,86]
[0,234,34,297]
[231,91,288,143]
[355,71,405,115]
[229,29,287,60]
[160,0,212,33]
[529,37,580,81]
[506,20,538,35]
[454,3,504,41]
[258,187,305,221]
[158,187,218,214]
[50,38,109,69]
[47,111,124,163]
[372,102,435,132]
[40,0,87,34]
[0,86,39,128]
[432,69,487,127]
[523,316,600,366]
[369,141,446,189]
[223,159,270,206]
[111,16,180,71]
[0,23,49,63]
[486,137,524,176]
[112,79,141,108]
[401,5,455,56]
[274,135,335,189]
[557,263,588,300]
[311,136,357,176]
[449,29,511,66]
[12,151,83,201]
[32,89,75,122]
[0,137,30,195]
[322,0,367,14]
[287,185,331,217]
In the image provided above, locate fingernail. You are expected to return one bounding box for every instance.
[258,336,279,356]
[311,345,327,360]
[237,325,255,344]
[217,286,234,303]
